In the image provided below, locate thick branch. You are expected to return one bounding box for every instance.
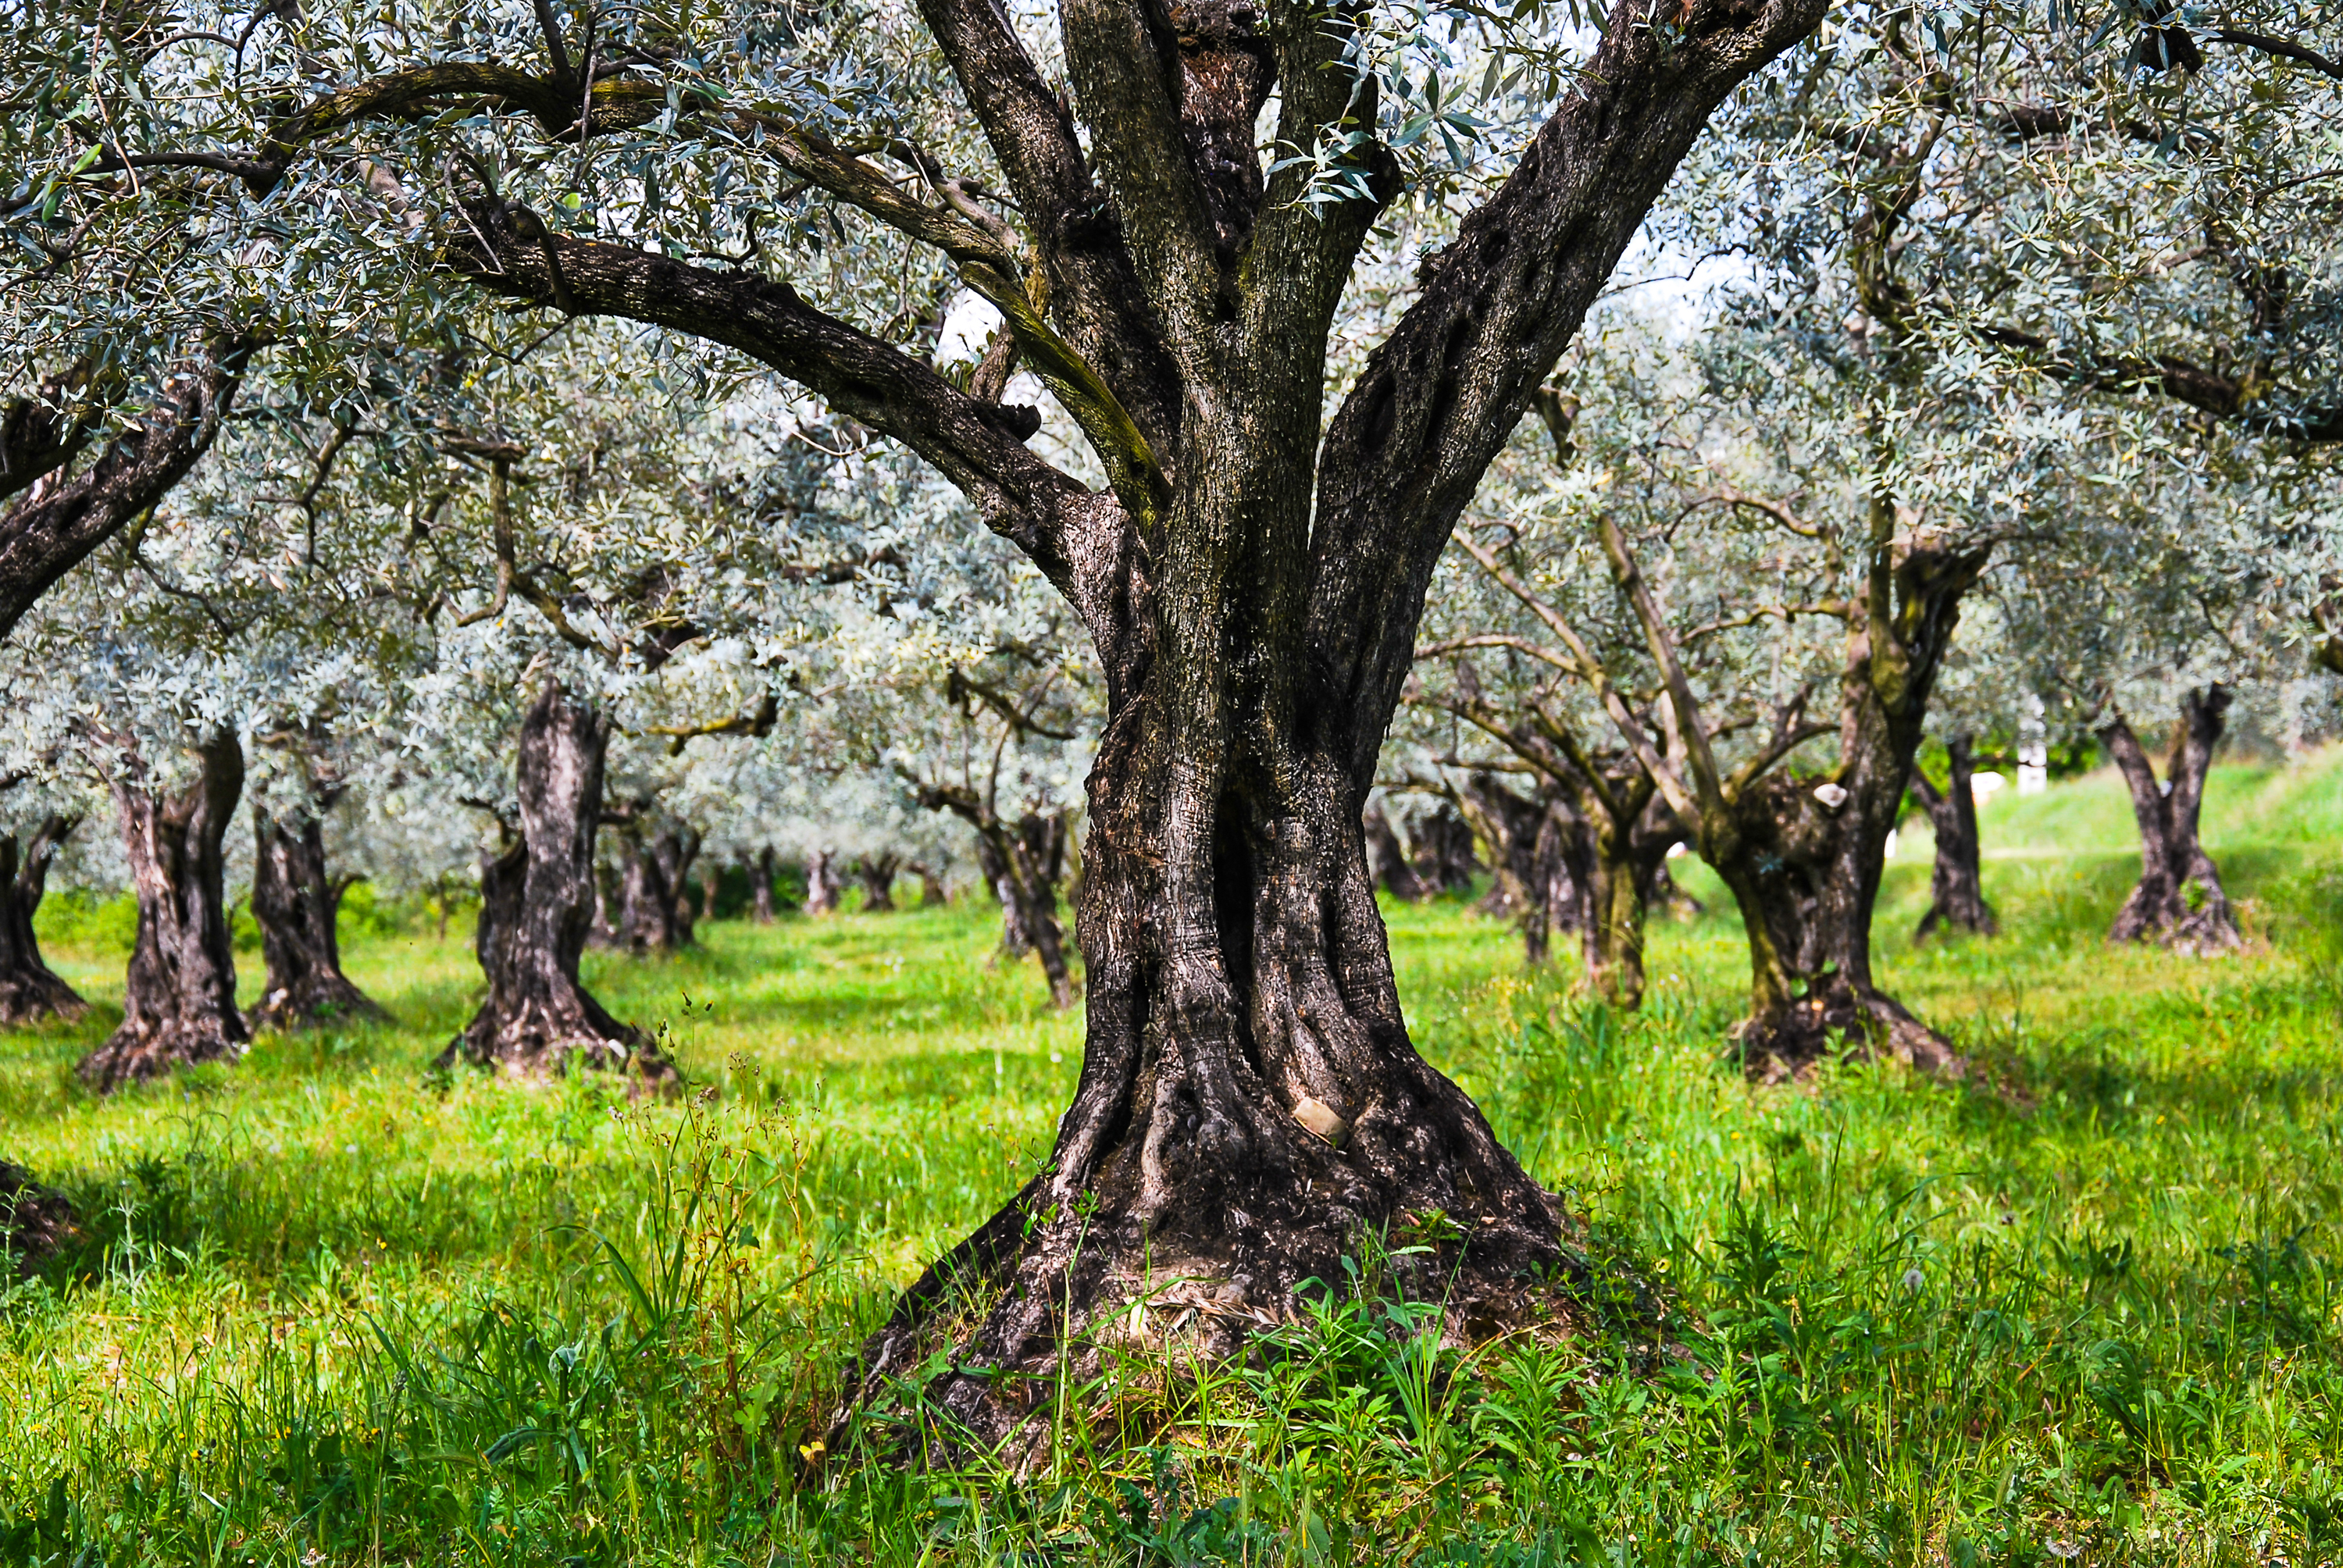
[1306,0,1831,784]
[1,339,254,640]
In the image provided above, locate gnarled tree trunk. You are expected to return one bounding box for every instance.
[2,341,252,641]
[77,729,248,1091]
[803,850,842,915]
[248,804,385,1031]
[2100,687,2238,951]
[908,861,951,907]
[1694,540,1982,1080]
[613,822,701,951]
[436,683,674,1087]
[1361,800,1428,902]
[1454,772,1553,925]
[0,814,87,1023]
[922,782,1078,1008]
[1409,801,1482,896]
[1910,733,1997,942]
[854,853,902,912]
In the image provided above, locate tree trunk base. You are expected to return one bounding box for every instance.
[76,1016,246,1092]
[246,970,388,1034]
[1732,972,1965,1084]
[0,968,87,1026]
[2,1160,78,1274]
[2107,882,2240,955]
[1913,900,1999,944]
[827,1092,1577,1463]
[433,1001,680,1092]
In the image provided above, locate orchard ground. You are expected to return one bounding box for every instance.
[5,754,2342,1566]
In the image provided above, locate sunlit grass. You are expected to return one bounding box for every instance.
[5,765,2342,1565]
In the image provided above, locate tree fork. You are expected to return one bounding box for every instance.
[77,728,248,1091]
[2100,687,2239,952]
[248,804,387,1031]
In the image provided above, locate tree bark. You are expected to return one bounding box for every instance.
[920,783,1078,1008]
[696,858,723,923]
[1,341,252,642]
[752,847,780,922]
[2100,687,2239,950]
[0,815,87,1024]
[1,1159,77,1275]
[1361,800,1428,902]
[247,804,387,1031]
[804,850,842,915]
[1409,801,1482,896]
[435,683,676,1086]
[854,853,902,912]
[1910,733,1998,942]
[1692,542,1982,1080]
[613,822,700,951]
[77,729,248,1092]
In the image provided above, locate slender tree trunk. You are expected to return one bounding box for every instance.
[910,862,951,907]
[0,815,87,1023]
[752,847,779,923]
[2100,687,2239,950]
[77,729,248,1091]
[1911,733,1997,942]
[697,858,723,924]
[1361,800,1428,902]
[855,853,901,912]
[247,805,385,1031]
[804,850,842,915]
[2,1159,77,1274]
[436,683,674,1087]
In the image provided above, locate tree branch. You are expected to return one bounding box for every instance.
[1,337,255,641]
[1304,0,1831,786]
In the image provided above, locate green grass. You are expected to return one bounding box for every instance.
[5,761,2343,1566]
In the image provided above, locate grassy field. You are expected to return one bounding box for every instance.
[4,757,2342,1566]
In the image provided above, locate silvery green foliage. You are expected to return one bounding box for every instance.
[1413,296,2077,781]
[1660,1,2343,661]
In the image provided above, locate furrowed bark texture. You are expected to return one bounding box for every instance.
[1910,734,1997,942]
[248,805,386,1031]
[0,816,87,1023]
[77,729,248,1092]
[1696,543,1983,1080]
[437,684,676,1086]
[2100,688,2239,951]
[0,343,251,642]
[816,0,1828,1453]
[375,0,1828,1448]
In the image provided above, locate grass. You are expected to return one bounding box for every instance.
[4,758,2342,1566]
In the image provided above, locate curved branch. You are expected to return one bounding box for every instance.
[1,337,255,640]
